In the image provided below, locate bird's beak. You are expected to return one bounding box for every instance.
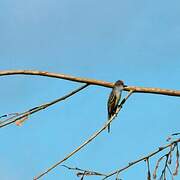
[123,84,128,87]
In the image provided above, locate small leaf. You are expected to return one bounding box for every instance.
[15,115,28,126]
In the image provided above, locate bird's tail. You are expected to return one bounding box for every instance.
[107,114,111,133]
[108,124,110,133]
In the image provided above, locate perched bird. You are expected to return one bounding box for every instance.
[107,80,126,133]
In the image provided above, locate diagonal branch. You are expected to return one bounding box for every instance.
[0,84,89,128]
[0,70,180,96]
[33,90,134,180]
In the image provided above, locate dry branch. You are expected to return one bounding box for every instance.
[0,70,180,96]
[103,139,180,179]
[49,138,179,180]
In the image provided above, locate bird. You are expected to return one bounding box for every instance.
[107,80,127,133]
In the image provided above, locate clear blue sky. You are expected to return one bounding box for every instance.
[0,0,180,179]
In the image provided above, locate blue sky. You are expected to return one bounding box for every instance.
[0,0,180,179]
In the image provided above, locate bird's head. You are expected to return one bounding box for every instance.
[114,80,127,88]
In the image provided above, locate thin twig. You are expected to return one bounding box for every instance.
[50,139,180,180]
[146,158,151,180]
[0,113,22,125]
[1,70,180,96]
[153,155,166,179]
[33,90,134,179]
[102,139,180,179]
[153,143,177,180]
[168,145,173,165]
[61,164,106,177]
[0,113,19,119]
[159,154,169,180]
[173,144,179,176]
[172,133,180,136]
[167,165,174,180]
[0,84,89,128]
[115,171,121,180]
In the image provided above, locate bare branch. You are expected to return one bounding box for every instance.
[0,84,89,128]
[0,70,180,96]
[102,139,180,179]
[153,142,177,180]
[47,138,180,180]
[33,90,134,179]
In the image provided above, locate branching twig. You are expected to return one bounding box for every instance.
[102,139,180,179]
[153,142,178,180]
[0,84,89,128]
[48,139,179,180]
[0,70,180,96]
[33,90,134,179]
[153,155,166,179]
[159,154,169,180]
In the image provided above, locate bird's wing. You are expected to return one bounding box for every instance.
[114,92,121,109]
[107,90,116,118]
